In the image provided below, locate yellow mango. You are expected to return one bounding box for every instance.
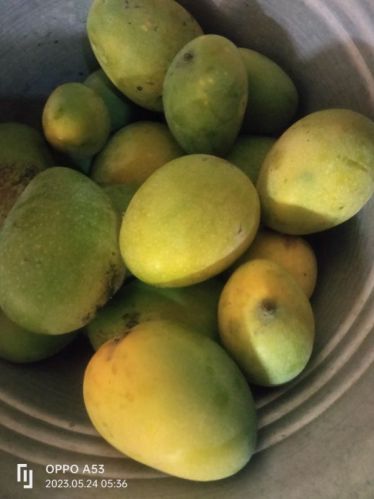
[83,320,257,481]
[219,259,315,386]
[120,154,260,286]
[232,229,317,297]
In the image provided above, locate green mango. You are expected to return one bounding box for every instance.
[163,35,248,155]
[226,135,275,184]
[219,259,315,386]
[0,122,53,227]
[103,183,139,220]
[257,109,374,234]
[84,69,136,132]
[120,154,260,287]
[42,82,110,159]
[0,307,76,363]
[239,48,299,135]
[86,277,222,350]
[87,0,203,111]
[91,121,184,185]
[0,167,125,335]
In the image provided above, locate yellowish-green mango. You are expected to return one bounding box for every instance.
[83,320,257,481]
[103,183,139,219]
[84,69,136,132]
[226,135,275,184]
[163,34,248,155]
[0,122,53,227]
[0,167,125,335]
[120,154,260,287]
[219,259,315,386]
[86,277,222,350]
[91,122,184,185]
[232,229,317,298]
[0,307,76,363]
[257,109,374,234]
[239,48,298,135]
[42,82,110,159]
[87,0,203,111]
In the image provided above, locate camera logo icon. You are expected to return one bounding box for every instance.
[17,464,34,489]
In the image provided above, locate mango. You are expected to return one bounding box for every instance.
[103,183,139,219]
[86,277,222,350]
[0,307,76,363]
[219,259,315,386]
[0,167,125,335]
[42,82,110,159]
[87,0,203,111]
[232,229,317,298]
[83,320,257,481]
[226,135,275,184]
[0,122,53,227]
[84,69,136,132]
[163,34,248,155]
[120,154,260,286]
[239,48,298,135]
[91,122,184,185]
[257,109,374,234]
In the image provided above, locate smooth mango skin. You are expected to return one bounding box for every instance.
[83,320,257,481]
[219,259,315,386]
[103,183,139,219]
[0,167,125,335]
[257,109,374,234]
[42,82,110,158]
[87,0,203,111]
[226,135,275,184]
[0,122,53,227]
[232,229,318,298]
[120,154,260,287]
[85,69,136,132]
[86,277,222,350]
[239,48,298,135]
[0,307,76,363]
[91,122,184,185]
[164,35,248,155]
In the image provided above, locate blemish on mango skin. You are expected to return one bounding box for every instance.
[183,51,194,62]
[105,335,128,362]
[0,163,44,225]
[260,298,277,318]
[122,311,141,330]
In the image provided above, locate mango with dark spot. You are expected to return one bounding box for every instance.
[87,0,203,111]
[0,167,125,335]
[163,34,248,155]
[219,259,315,386]
[85,277,222,350]
[83,320,257,480]
[0,122,53,227]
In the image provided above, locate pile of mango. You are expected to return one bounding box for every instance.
[0,0,373,482]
